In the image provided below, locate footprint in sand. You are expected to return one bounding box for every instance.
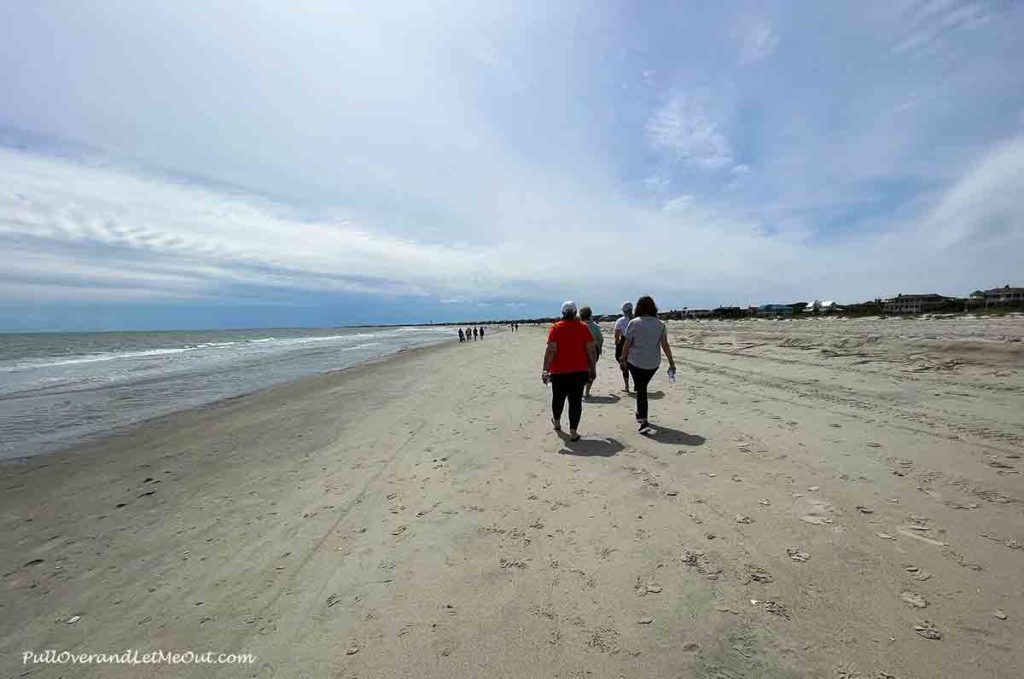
[900,591,928,608]
[794,496,833,525]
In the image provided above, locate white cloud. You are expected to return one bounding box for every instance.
[739,25,779,63]
[1,133,1022,310]
[661,195,694,212]
[918,136,1024,252]
[645,93,733,169]
[894,0,995,56]
[0,148,490,300]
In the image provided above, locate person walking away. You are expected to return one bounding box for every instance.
[579,306,603,398]
[479,326,485,339]
[541,301,596,442]
[618,296,676,435]
[472,327,478,340]
[613,301,633,392]
[458,328,465,342]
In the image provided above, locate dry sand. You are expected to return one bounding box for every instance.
[2,315,1023,678]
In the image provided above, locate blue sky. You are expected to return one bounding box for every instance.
[1,0,1022,330]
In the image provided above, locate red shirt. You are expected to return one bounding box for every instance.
[547,320,594,374]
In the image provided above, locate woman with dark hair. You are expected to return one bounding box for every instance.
[541,301,597,442]
[618,295,676,434]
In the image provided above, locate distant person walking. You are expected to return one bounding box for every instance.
[579,306,603,399]
[542,301,597,442]
[472,327,478,340]
[458,328,465,342]
[613,301,634,392]
[618,296,676,435]
[479,326,485,339]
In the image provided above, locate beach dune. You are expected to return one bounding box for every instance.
[2,316,1023,678]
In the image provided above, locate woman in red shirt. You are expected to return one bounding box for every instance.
[541,301,597,441]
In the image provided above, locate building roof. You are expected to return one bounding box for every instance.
[886,293,949,301]
[984,285,1024,294]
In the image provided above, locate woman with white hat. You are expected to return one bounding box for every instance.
[541,301,597,442]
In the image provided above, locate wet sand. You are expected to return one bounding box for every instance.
[1,315,1022,678]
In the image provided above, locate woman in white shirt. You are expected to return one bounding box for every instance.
[618,296,676,434]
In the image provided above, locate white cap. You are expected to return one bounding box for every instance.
[561,300,577,315]
[622,301,633,313]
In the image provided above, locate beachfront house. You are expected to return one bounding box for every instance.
[682,308,712,319]
[757,303,795,317]
[882,293,954,314]
[982,285,1024,308]
[802,300,840,313]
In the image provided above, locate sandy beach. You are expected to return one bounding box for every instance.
[2,316,1023,678]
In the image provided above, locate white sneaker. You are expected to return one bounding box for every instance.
[637,421,653,435]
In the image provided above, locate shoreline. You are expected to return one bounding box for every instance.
[1,319,1022,678]
[0,332,461,465]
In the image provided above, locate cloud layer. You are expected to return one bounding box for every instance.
[0,1,1022,327]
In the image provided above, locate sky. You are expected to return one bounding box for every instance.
[1,0,1022,330]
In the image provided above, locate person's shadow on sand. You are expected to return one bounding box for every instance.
[558,435,624,457]
[585,394,620,404]
[644,424,705,446]
[626,391,665,400]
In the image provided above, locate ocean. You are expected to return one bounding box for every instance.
[0,325,457,460]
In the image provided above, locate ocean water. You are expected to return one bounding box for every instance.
[0,326,457,460]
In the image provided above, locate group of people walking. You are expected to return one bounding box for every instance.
[541,297,675,441]
[458,326,485,342]
[459,322,519,342]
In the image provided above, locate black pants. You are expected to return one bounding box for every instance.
[550,371,589,430]
[628,364,658,422]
